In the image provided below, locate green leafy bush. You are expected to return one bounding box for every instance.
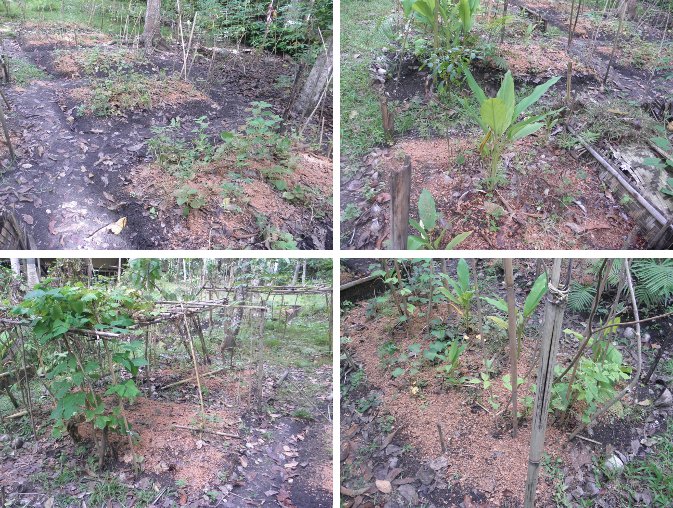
[463,67,560,190]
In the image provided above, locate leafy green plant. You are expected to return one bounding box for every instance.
[434,338,468,385]
[436,258,475,327]
[408,189,472,249]
[401,0,480,88]
[12,284,147,459]
[567,282,596,313]
[552,328,631,423]
[463,67,561,190]
[175,186,206,217]
[482,271,547,354]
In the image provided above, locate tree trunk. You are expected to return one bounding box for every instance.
[293,36,332,117]
[10,258,20,277]
[291,261,301,286]
[143,0,161,53]
[25,259,39,289]
[626,0,637,19]
[221,286,245,367]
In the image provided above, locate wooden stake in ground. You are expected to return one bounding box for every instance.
[380,94,394,144]
[524,259,568,508]
[390,156,411,249]
[255,309,266,409]
[0,101,15,161]
[566,61,573,105]
[181,304,206,428]
[504,258,518,438]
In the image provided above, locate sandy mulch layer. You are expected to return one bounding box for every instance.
[67,76,209,114]
[18,22,112,49]
[77,395,243,492]
[343,301,570,505]
[499,40,596,78]
[370,136,634,250]
[312,422,334,494]
[127,151,332,249]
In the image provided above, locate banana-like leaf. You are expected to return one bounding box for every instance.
[418,188,438,230]
[445,231,472,249]
[513,75,561,118]
[458,0,473,32]
[456,258,470,293]
[496,71,516,121]
[437,286,461,306]
[412,0,435,24]
[487,315,508,330]
[462,66,487,105]
[523,272,548,318]
[469,0,480,11]
[511,122,544,141]
[407,234,426,249]
[482,295,508,313]
[481,98,511,137]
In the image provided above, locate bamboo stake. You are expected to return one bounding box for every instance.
[524,259,567,508]
[181,304,206,427]
[504,259,518,437]
[172,424,240,439]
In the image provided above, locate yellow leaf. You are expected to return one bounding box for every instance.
[107,217,127,235]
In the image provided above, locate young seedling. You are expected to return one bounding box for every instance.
[462,67,561,190]
[408,189,472,249]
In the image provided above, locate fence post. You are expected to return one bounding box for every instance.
[524,259,568,508]
[390,155,411,249]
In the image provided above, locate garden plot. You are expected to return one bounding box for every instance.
[0,259,333,507]
[0,21,332,250]
[340,0,672,250]
[340,259,673,507]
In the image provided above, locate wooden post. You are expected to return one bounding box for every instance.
[390,156,411,249]
[500,0,509,43]
[380,94,394,144]
[566,61,573,105]
[504,259,518,437]
[524,259,567,508]
[255,308,266,409]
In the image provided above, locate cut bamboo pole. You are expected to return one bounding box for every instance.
[568,126,673,236]
[0,101,15,160]
[181,304,206,427]
[504,259,518,438]
[524,259,567,508]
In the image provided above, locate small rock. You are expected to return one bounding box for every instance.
[416,466,434,485]
[0,434,9,442]
[398,484,419,505]
[623,327,636,340]
[11,437,24,450]
[429,455,449,471]
[654,389,673,408]
[385,444,401,456]
[585,481,600,497]
[604,454,624,473]
[642,333,651,343]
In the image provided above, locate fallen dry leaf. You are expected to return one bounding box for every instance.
[375,479,392,494]
[22,214,34,225]
[107,216,127,234]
